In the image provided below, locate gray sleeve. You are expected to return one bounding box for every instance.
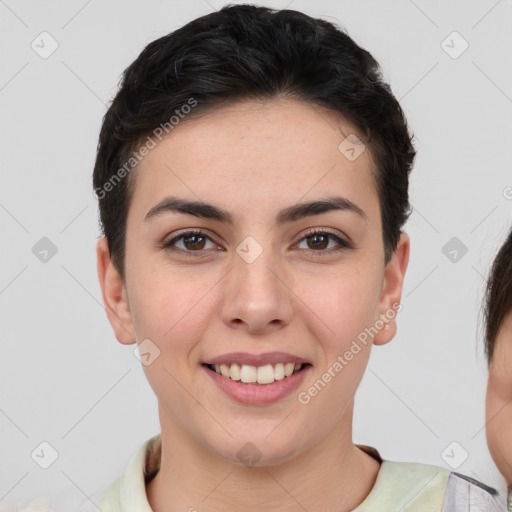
[441,473,505,511]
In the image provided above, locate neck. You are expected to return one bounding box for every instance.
[147,406,380,512]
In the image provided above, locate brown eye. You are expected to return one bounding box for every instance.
[306,233,329,250]
[297,229,351,255]
[181,233,207,250]
[162,228,351,258]
[163,230,219,256]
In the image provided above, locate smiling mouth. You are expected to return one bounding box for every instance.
[203,362,311,385]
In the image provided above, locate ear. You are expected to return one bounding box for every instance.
[96,236,136,345]
[373,232,410,346]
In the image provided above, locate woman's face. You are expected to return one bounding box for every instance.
[486,311,512,484]
[98,97,409,466]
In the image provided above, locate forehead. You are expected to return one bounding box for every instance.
[128,97,379,224]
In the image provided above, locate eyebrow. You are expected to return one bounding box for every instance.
[144,195,367,225]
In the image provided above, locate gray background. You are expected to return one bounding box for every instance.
[1,0,512,510]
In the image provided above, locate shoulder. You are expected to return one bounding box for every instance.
[357,460,450,510]
[443,471,502,511]
[354,460,502,511]
[97,434,160,512]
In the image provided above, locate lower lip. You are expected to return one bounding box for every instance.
[202,364,311,405]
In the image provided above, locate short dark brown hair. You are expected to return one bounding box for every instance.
[93,4,416,279]
[484,227,512,364]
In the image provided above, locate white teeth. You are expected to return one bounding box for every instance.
[257,364,275,384]
[209,361,305,384]
[229,363,241,380]
[284,362,295,377]
[274,363,285,380]
[240,364,257,383]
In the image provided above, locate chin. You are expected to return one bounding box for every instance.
[211,436,304,468]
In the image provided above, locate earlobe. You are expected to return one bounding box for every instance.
[373,232,410,346]
[373,321,397,346]
[96,237,136,345]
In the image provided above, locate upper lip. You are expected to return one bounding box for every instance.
[203,351,311,367]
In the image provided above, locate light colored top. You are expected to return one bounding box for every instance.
[97,433,504,511]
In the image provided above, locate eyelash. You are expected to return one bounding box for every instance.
[161,228,352,257]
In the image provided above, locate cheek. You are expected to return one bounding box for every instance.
[128,258,213,341]
[486,388,512,482]
[291,269,380,410]
[129,267,215,411]
[486,414,512,483]
[295,266,382,343]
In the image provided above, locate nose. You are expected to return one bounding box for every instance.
[220,249,294,335]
